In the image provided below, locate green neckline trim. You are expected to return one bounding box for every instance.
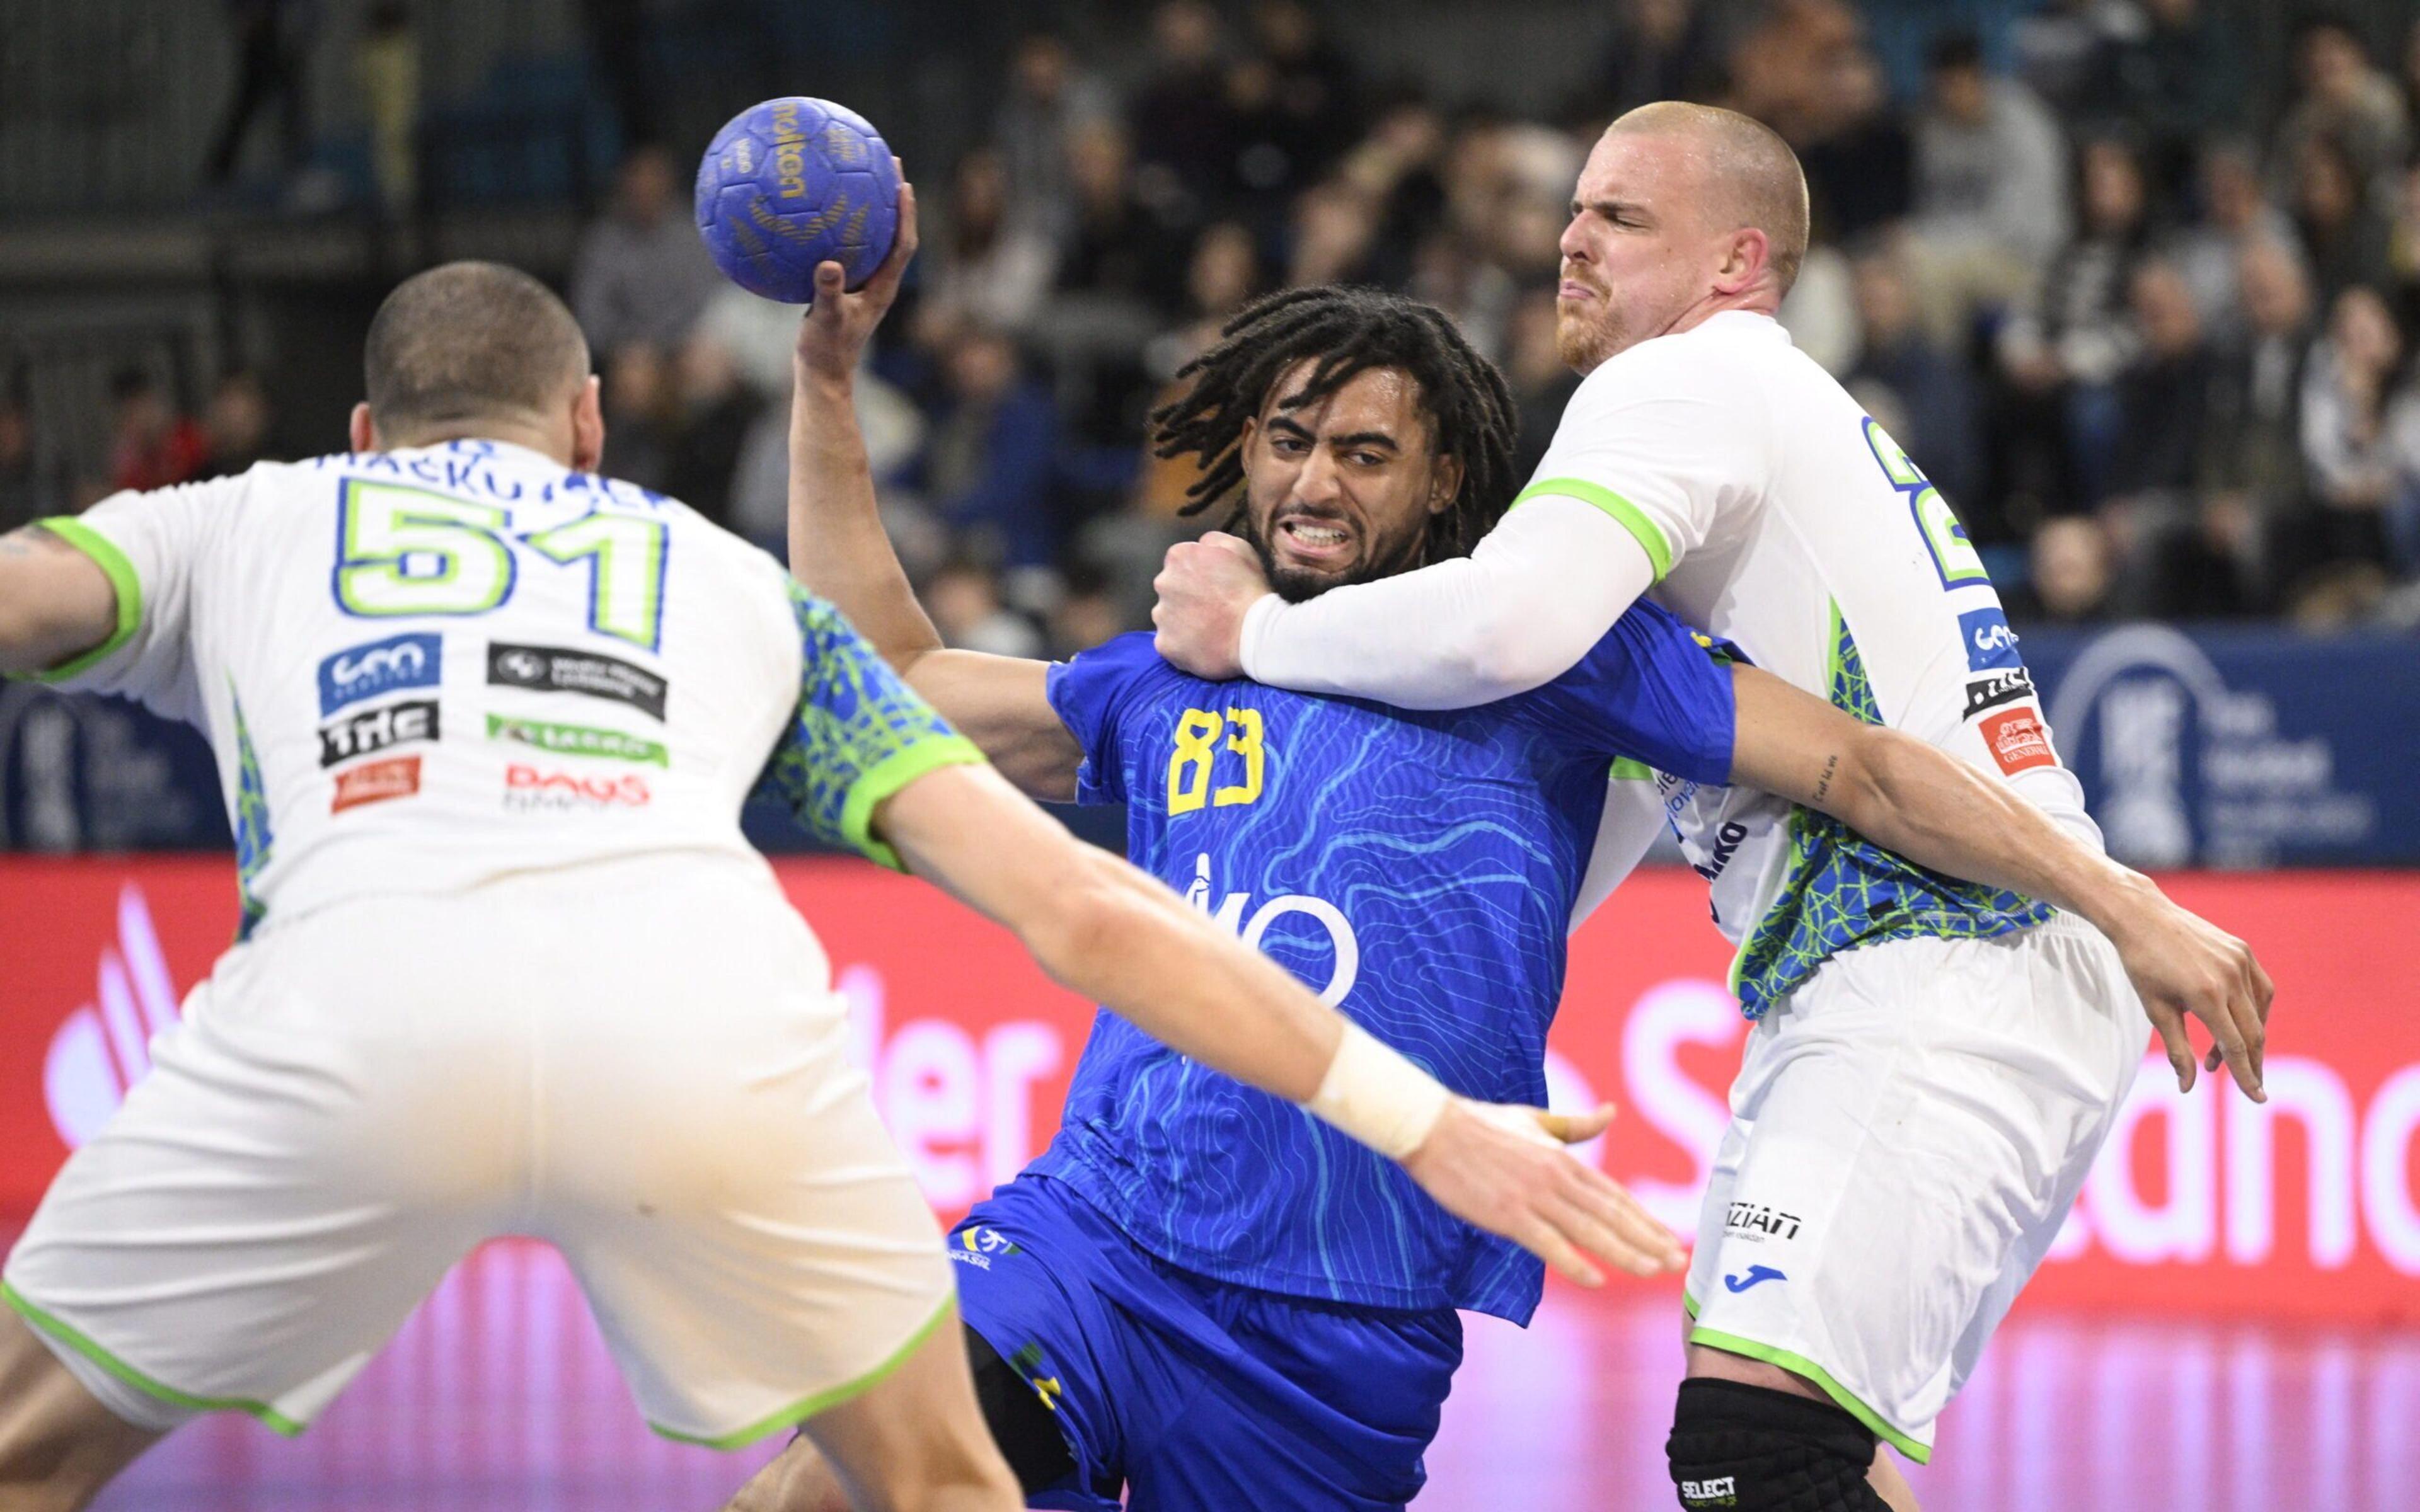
[1684,1320,1932,1463]
[2,1280,308,1437]
[648,1294,955,1450]
[25,517,143,684]
[1512,477,1675,581]
[839,735,988,871]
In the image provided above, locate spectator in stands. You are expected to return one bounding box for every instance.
[1146,220,1265,380]
[2169,138,2294,348]
[2008,514,2119,624]
[925,556,1046,657]
[1908,30,2070,344]
[2389,156,2420,335]
[1246,0,1364,188]
[1794,33,1912,244]
[1594,0,1722,118]
[354,1,419,217]
[1505,287,1579,486]
[2290,132,2395,308]
[204,0,313,186]
[2385,369,2420,578]
[2203,236,2318,590]
[1846,242,1981,518]
[1995,134,2154,513]
[1055,120,1188,317]
[197,370,274,480]
[921,147,1059,340]
[1129,1,1239,220]
[2109,259,2251,617]
[0,382,57,534]
[994,33,1117,246]
[105,370,209,494]
[2097,0,2244,198]
[2269,16,2410,198]
[569,146,722,357]
[662,335,756,533]
[2283,284,2403,607]
[1287,178,1384,289]
[911,326,1060,570]
[599,344,677,496]
[1046,561,1128,658]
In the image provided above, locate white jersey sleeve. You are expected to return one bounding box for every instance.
[1237,491,1657,707]
[32,476,251,724]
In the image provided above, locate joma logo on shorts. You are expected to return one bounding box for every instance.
[1724,1201,1802,1241]
[1680,1477,1737,1506]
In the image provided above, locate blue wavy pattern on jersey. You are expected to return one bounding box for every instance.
[751,586,971,857]
[231,687,271,942]
[1032,614,1734,1325]
[1730,606,2054,1017]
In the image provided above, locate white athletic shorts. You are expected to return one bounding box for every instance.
[1682,912,2143,1462]
[1,853,954,1446]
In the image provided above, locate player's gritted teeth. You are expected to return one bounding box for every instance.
[1272,510,1359,571]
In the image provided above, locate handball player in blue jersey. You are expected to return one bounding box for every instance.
[728,197,2216,1512]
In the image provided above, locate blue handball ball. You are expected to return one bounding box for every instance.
[694,97,899,304]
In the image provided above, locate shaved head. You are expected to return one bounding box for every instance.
[1553,100,1812,371]
[1603,102,1809,295]
[363,261,589,438]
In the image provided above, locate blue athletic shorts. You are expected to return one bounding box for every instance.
[947,1172,1464,1512]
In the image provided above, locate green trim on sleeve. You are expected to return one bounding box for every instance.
[21,516,142,684]
[839,734,988,872]
[647,1292,957,1450]
[1683,1320,1932,1463]
[1609,757,1656,782]
[1511,477,1674,582]
[1,1280,308,1438]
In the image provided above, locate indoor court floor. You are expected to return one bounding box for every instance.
[48,1239,2420,1511]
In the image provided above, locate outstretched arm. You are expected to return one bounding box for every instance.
[0,525,117,677]
[873,759,1689,1285]
[787,175,1082,798]
[1727,665,2273,1102]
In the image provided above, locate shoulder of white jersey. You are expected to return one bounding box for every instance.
[1565,315,1777,413]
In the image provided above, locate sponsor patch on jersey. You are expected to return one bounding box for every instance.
[1961,667,2036,720]
[318,698,439,767]
[486,713,667,766]
[502,762,652,811]
[1723,1201,1802,1242]
[1690,818,1749,883]
[1958,605,2022,672]
[318,633,441,716]
[331,755,422,812]
[1982,706,2057,774]
[487,643,667,721]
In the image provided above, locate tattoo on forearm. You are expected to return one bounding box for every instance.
[1810,753,1838,806]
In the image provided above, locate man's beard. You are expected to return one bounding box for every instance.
[1238,512,1428,604]
[1555,305,1623,374]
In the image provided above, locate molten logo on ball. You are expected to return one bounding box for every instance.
[696,96,899,304]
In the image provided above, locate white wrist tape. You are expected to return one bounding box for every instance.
[1305,1021,1452,1159]
[1235,592,1284,683]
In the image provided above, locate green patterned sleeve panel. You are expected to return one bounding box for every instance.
[752,587,987,872]
[1728,602,2054,1017]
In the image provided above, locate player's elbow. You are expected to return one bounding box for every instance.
[1453,603,1575,700]
[1843,726,1934,829]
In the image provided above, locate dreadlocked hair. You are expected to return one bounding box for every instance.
[1148,285,1521,565]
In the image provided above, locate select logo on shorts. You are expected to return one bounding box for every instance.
[502,762,652,811]
[331,755,422,812]
[1983,706,2058,775]
[1961,667,2036,721]
[1959,605,2022,672]
[487,642,667,721]
[318,698,439,767]
[318,632,441,716]
[1724,1201,1802,1242]
[486,713,667,767]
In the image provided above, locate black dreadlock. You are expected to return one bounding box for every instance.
[1148,285,1521,567]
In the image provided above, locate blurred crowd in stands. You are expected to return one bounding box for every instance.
[14,0,2420,649]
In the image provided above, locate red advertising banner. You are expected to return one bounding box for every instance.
[3,857,2415,1322]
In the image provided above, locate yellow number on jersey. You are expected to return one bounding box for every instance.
[1167,706,1266,815]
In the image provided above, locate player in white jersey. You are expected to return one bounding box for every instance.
[1150,105,2273,1510]
[0,261,1674,1512]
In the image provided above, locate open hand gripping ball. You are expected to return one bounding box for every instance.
[694,97,899,304]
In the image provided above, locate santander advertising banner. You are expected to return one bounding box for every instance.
[3,857,2415,1324]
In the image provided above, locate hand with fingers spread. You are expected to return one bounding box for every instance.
[2098,876,2274,1101]
[1151,530,1269,681]
[1399,1097,1688,1287]
[793,160,920,385]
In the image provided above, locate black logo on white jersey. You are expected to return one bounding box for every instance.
[318,698,439,767]
[1962,667,2036,720]
[487,643,667,721]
